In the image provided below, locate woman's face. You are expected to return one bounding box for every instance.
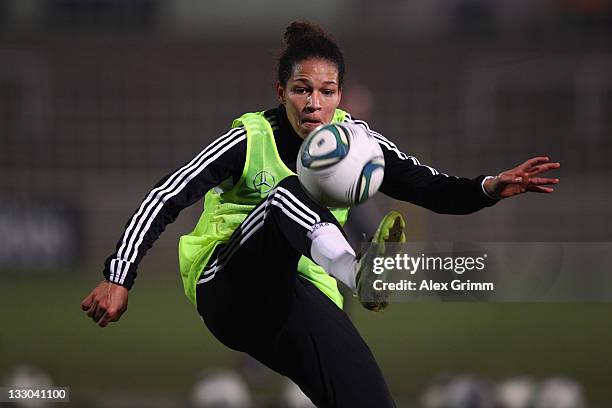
[277,58,342,139]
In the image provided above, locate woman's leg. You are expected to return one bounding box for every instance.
[195,176,395,407]
[268,276,396,408]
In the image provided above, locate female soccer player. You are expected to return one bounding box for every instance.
[81,21,560,407]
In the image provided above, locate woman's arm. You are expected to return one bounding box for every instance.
[346,116,559,214]
[81,127,247,327]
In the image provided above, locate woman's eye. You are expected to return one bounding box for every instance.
[323,90,335,96]
[294,88,306,94]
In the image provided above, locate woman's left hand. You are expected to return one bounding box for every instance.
[484,156,560,200]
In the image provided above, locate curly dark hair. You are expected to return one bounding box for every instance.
[277,21,345,87]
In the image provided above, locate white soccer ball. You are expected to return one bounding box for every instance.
[191,370,252,408]
[532,378,586,408]
[296,123,385,207]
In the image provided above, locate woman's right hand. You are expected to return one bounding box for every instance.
[81,280,129,328]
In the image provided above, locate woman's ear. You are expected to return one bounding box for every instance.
[276,82,285,104]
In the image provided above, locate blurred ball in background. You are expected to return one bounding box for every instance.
[190,370,252,408]
[532,378,586,408]
[279,379,316,408]
[5,365,54,408]
[420,375,494,408]
[495,377,537,408]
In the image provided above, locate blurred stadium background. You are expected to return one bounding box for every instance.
[1,0,611,406]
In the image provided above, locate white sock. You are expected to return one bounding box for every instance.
[308,223,357,292]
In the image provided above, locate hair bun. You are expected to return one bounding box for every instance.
[284,21,325,47]
[277,20,345,87]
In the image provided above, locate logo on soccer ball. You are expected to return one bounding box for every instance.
[297,123,385,207]
[252,170,276,194]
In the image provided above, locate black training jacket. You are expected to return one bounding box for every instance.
[103,105,498,288]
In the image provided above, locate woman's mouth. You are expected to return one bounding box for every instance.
[302,119,322,129]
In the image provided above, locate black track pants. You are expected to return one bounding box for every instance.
[195,176,395,408]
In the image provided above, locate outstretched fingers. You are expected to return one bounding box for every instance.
[527,162,561,176]
[521,156,551,170]
[518,157,549,173]
[529,177,559,185]
[527,185,555,193]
